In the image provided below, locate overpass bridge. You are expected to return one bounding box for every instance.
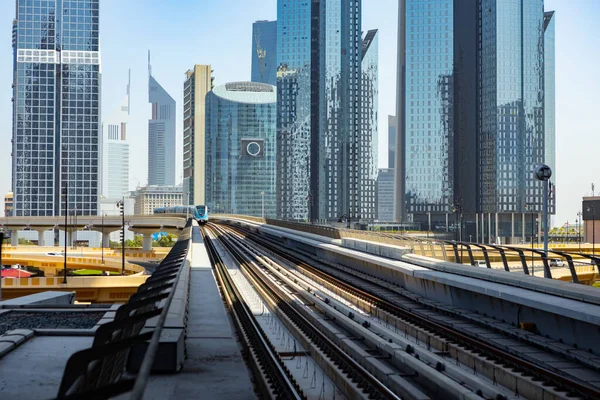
[0,214,188,250]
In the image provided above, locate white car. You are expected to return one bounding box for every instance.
[549,259,564,267]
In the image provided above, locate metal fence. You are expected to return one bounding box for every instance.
[53,219,192,400]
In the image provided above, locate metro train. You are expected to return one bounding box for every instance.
[154,205,209,225]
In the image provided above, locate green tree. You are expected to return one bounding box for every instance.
[155,234,176,247]
[125,235,143,248]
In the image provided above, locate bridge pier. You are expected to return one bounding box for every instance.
[36,229,48,246]
[142,234,153,251]
[102,233,110,248]
[11,231,18,246]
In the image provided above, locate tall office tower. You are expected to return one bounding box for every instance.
[395,0,555,243]
[277,0,373,223]
[376,168,394,222]
[388,115,397,169]
[544,11,556,200]
[183,65,213,206]
[205,82,277,217]
[101,71,130,200]
[148,52,176,186]
[12,0,100,217]
[251,20,277,86]
[359,30,379,221]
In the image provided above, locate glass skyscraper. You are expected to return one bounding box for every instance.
[205,82,277,217]
[148,52,176,186]
[277,0,376,223]
[12,0,100,216]
[251,20,277,86]
[396,0,555,243]
[101,71,130,200]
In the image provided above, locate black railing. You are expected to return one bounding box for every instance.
[53,219,192,400]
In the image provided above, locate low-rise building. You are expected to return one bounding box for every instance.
[132,185,183,215]
[4,192,13,216]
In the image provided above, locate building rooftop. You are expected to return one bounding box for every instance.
[212,81,276,104]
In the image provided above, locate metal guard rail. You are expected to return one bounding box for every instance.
[52,219,193,400]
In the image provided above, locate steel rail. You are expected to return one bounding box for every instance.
[210,224,401,400]
[226,222,600,400]
[202,226,304,400]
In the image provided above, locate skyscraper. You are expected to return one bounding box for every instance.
[12,0,101,217]
[544,11,556,196]
[101,71,130,200]
[395,0,555,243]
[251,20,277,86]
[388,115,397,169]
[183,65,213,206]
[148,52,176,186]
[277,0,376,223]
[205,82,277,217]
[359,29,379,221]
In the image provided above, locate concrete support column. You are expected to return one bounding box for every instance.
[488,213,492,245]
[522,213,526,243]
[475,213,479,244]
[445,213,449,232]
[142,234,153,251]
[495,213,499,244]
[511,213,515,244]
[102,233,110,249]
[36,229,47,246]
[11,231,18,246]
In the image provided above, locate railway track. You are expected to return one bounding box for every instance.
[205,224,403,400]
[202,227,305,400]
[219,221,600,400]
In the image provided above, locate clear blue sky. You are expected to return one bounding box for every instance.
[0,0,597,227]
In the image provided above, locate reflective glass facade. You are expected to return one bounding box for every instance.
[376,168,394,222]
[397,0,555,241]
[544,11,555,193]
[479,0,546,215]
[277,0,372,222]
[148,55,176,186]
[101,72,130,200]
[360,30,379,221]
[205,82,277,217]
[251,20,277,86]
[388,115,397,169]
[404,0,454,216]
[12,0,100,217]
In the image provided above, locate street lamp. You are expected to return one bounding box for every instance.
[577,210,583,252]
[260,191,265,219]
[101,213,105,265]
[534,164,552,263]
[62,184,68,284]
[338,212,351,229]
[117,199,125,275]
[587,204,596,257]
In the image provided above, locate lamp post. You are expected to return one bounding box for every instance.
[260,191,265,219]
[452,202,463,263]
[101,213,105,265]
[588,205,596,257]
[577,210,583,252]
[566,220,569,244]
[73,206,77,250]
[338,213,351,229]
[117,199,125,275]
[62,184,68,284]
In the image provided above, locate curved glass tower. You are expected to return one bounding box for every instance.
[205,82,277,217]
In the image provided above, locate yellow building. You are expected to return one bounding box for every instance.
[132,185,183,215]
[4,192,13,216]
[183,65,213,206]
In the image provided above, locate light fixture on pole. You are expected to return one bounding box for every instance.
[577,210,583,253]
[534,164,552,278]
[117,198,125,275]
[587,204,596,257]
[62,184,68,284]
[101,213,105,265]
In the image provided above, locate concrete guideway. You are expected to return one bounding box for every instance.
[0,214,188,250]
[219,217,600,359]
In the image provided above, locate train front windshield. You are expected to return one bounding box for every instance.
[196,206,207,216]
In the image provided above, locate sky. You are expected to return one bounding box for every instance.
[0,0,598,227]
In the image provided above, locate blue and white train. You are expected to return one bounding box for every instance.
[154,205,209,225]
